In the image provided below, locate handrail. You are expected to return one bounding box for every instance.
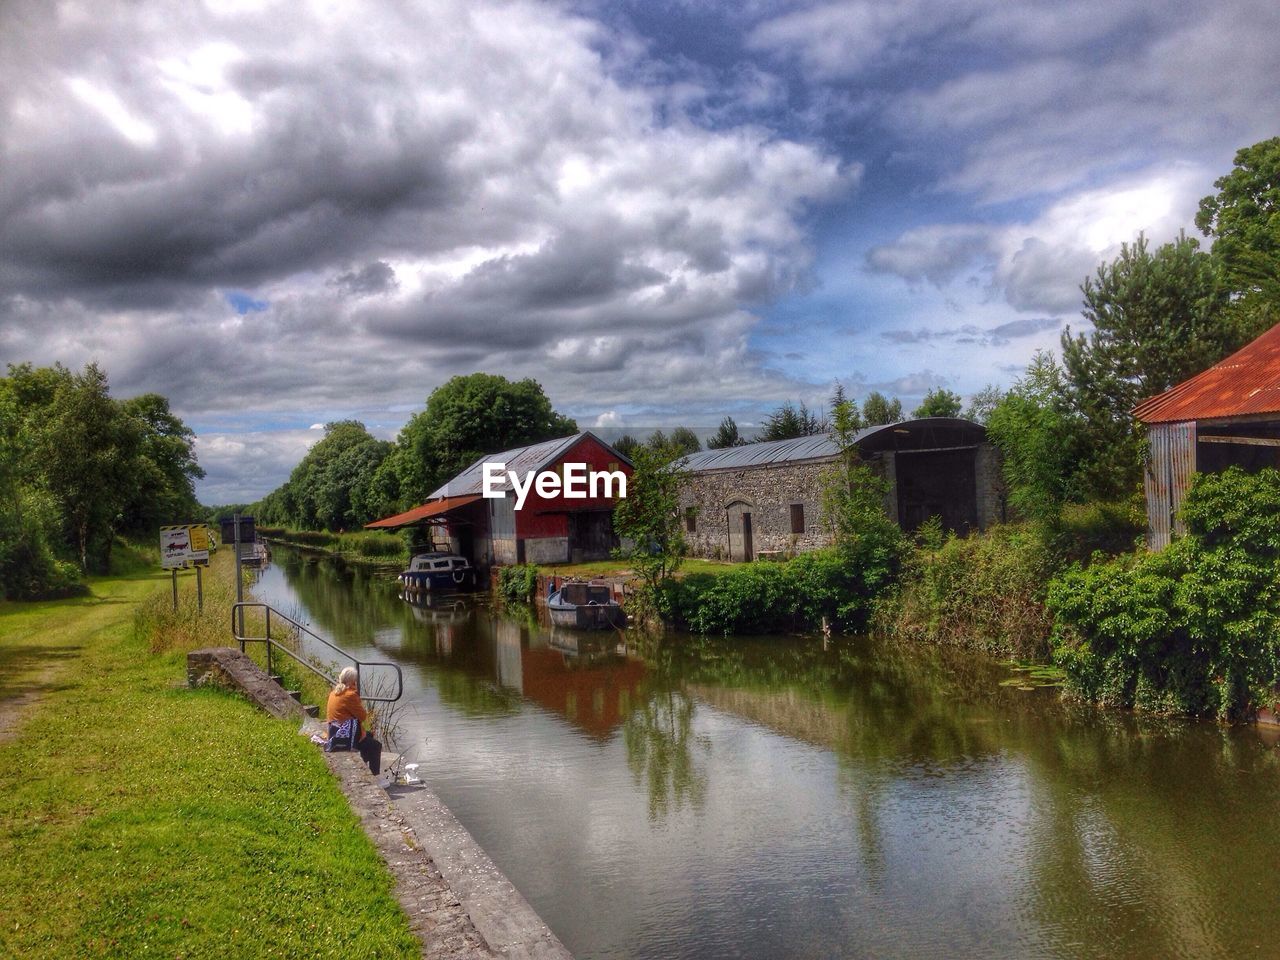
[230,601,404,704]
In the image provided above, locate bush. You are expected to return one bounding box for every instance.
[658,547,891,636]
[497,564,539,605]
[1050,467,1280,720]
[878,524,1055,659]
[0,499,85,600]
[1052,498,1146,563]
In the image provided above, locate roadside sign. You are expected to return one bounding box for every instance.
[160,526,192,569]
[186,523,211,565]
[220,516,255,546]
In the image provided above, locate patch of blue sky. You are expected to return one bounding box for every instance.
[225,290,269,314]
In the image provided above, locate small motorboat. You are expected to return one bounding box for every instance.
[398,552,479,591]
[547,580,626,630]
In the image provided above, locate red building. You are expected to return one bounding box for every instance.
[366,431,633,568]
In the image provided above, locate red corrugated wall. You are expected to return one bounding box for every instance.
[514,434,632,538]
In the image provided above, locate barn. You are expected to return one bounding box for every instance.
[366,431,633,568]
[677,417,1003,561]
[1133,323,1280,549]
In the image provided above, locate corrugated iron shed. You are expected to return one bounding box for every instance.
[428,431,629,499]
[1133,323,1280,423]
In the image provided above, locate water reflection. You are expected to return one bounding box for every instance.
[255,544,1280,960]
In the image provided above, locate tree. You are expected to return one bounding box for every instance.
[119,393,204,535]
[861,391,902,426]
[1061,232,1232,499]
[986,352,1081,524]
[963,385,1004,425]
[612,443,687,600]
[707,416,746,449]
[759,401,825,442]
[668,427,701,457]
[1196,136,1280,317]
[390,373,577,507]
[613,433,641,459]
[912,387,962,418]
[267,421,392,531]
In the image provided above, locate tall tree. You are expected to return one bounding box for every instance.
[1061,232,1232,499]
[611,443,687,598]
[613,433,641,459]
[759,401,825,441]
[963,385,1004,425]
[912,387,963,419]
[707,416,746,449]
[668,427,701,457]
[120,393,204,534]
[861,391,903,426]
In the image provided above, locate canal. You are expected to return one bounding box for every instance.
[255,544,1280,960]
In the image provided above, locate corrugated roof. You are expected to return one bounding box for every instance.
[428,431,628,499]
[1133,323,1280,423]
[364,495,481,530]
[676,418,986,472]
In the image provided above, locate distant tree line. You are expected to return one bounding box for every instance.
[0,363,203,598]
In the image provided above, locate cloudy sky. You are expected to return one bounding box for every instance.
[2,0,1278,503]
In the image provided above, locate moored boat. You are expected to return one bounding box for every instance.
[398,552,479,591]
[547,580,626,630]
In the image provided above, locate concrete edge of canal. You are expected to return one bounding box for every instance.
[187,646,574,960]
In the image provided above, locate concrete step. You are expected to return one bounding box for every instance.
[286,689,302,702]
[269,674,284,685]
[303,704,319,718]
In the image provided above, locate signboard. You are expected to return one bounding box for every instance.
[160,523,211,568]
[160,525,193,569]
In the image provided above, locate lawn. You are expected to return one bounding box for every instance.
[542,556,736,579]
[0,566,419,958]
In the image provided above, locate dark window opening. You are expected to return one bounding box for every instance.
[685,507,697,533]
[790,503,805,534]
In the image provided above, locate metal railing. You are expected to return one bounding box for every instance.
[231,601,404,704]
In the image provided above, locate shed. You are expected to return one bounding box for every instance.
[1133,323,1280,549]
[676,418,1002,562]
[366,431,632,567]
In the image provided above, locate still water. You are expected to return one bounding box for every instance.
[255,544,1280,960]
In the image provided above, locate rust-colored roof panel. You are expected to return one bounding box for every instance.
[364,494,482,530]
[1133,323,1280,423]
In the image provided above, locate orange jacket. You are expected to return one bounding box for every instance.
[326,688,368,740]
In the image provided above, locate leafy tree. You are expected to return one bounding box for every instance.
[759,401,825,441]
[270,421,391,531]
[613,433,641,459]
[1196,136,1280,320]
[668,427,701,457]
[912,387,963,418]
[986,353,1081,524]
[861,391,903,426]
[1061,232,1232,499]
[612,443,687,601]
[962,385,1003,425]
[119,393,204,535]
[645,429,669,452]
[385,373,576,508]
[707,417,746,449]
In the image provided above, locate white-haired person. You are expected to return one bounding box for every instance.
[325,666,382,775]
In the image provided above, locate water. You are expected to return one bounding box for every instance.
[254,544,1280,959]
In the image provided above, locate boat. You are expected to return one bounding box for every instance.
[547,580,626,630]
[398,552,479,592]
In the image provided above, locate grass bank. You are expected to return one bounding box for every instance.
[257,527,410,567]
[0,561,418,957]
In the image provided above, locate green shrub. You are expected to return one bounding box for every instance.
[1052,498,1146,563]
[1050,467,1280,720]
[497,563,539,604]
[879,524,1055,659]
[658,547,892,636]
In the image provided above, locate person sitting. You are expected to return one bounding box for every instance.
[325,667,382,776]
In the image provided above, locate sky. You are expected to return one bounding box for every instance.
[1,0,1278,504]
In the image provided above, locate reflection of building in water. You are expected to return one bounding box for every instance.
[492,618,645,738]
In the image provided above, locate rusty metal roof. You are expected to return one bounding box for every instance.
[1133,323,1280,423]
[364,495,481,530]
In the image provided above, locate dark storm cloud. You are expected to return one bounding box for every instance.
[880,316,1061,348]
[0,0,847,427]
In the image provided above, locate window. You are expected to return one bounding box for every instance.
[685,507,697,533]
[790,503,805,534]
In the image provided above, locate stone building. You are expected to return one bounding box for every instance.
[677,418,1002,561]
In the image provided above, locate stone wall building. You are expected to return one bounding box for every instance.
[678,418,1002,561]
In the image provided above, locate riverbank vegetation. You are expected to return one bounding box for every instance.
[0,363,203,600]
[0,565,418,958]
[257,526,410,565]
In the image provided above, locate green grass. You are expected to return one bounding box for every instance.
[543,557,735,579]
[257,528,409,565]
[0,568,419,958]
